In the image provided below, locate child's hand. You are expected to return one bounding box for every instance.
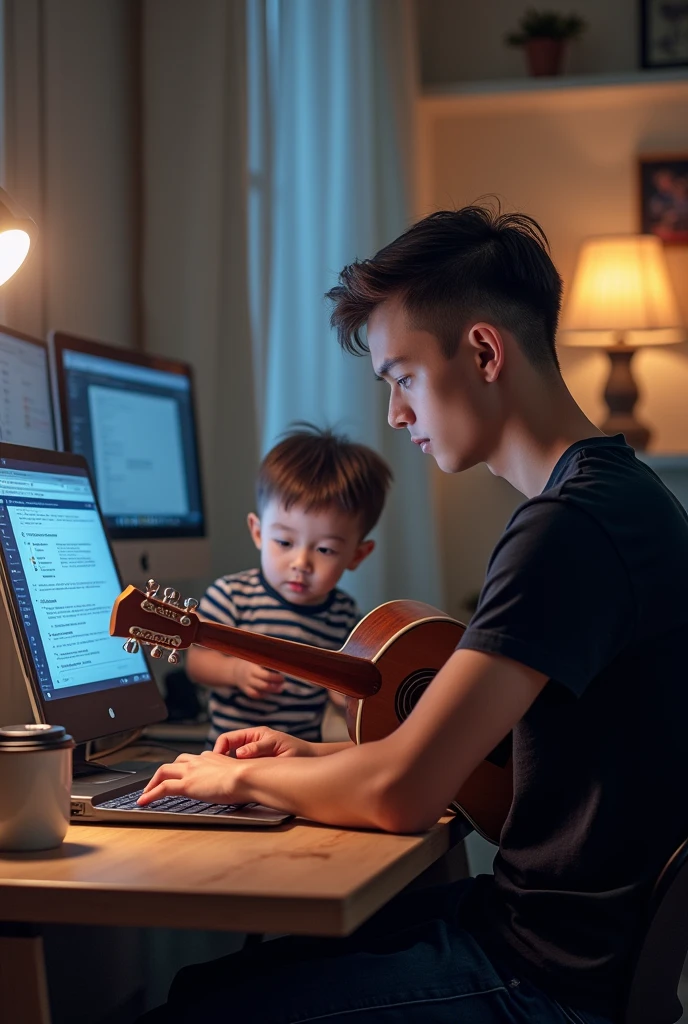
[214,726,314,759]
[232,661,286,700]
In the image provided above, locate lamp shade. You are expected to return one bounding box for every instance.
[560,234,684,347]
[0,187,36,286]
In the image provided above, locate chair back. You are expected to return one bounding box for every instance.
[624,836,688,1024]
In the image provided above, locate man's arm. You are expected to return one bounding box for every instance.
[139,649,547,832]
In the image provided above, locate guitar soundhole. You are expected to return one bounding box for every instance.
[395,668,437,722]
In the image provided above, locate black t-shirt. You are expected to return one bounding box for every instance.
[457,435,688,1018]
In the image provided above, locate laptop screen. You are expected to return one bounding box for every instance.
[0,453,152,702]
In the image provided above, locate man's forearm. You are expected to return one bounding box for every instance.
[233,737,401,830]
[143,649,547,833]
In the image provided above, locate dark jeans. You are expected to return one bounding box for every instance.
[137,879,614,1024]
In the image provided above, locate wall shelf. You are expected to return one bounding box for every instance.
[420,68,688,114]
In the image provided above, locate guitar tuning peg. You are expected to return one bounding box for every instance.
[150,645,164,659]
[146,579,160,597]
[183,597,199,611]
[123,639,140,654]
[163,587,181,606]
[167,650,180,665]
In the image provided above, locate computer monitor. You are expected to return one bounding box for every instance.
[0,326,55,449]
[51,331,209,583]
[0,327,57,725]
[0,443,166,745]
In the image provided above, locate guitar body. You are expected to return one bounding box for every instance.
[340,601,512,843]
[111,586,513,843]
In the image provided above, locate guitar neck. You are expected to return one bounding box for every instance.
[196,620,381,699]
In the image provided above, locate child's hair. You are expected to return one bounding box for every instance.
[256,424,392,538]
[326,202,563,373]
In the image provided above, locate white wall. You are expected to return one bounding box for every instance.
[141,0,258,590]
[418,76,688,620]
[416,0,639,85]
[2,0,136,345]
[42,0,136,345]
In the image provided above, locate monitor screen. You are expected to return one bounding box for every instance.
[0,327,55,449]
[51,332,205,542]
[0,444,166,743]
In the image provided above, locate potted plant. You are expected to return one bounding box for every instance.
[505,8,587,77]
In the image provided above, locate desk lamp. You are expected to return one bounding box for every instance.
[0,187,36,286]
[560,234,684,450]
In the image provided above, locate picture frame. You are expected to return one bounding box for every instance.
[640,0,688,68]
[638,154,688,245]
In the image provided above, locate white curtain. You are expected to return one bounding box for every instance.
[248,0,442,611]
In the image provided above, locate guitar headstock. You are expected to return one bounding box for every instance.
[110,579,200,664]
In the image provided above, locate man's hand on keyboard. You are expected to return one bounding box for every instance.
[213,726,315,760]
[137,751,242,807]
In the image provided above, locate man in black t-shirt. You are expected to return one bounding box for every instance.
[138,207,688,1024]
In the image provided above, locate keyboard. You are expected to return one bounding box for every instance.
[98,787,245,817]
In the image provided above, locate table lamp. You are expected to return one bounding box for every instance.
[560,234,685,450]
[0,187,36,286]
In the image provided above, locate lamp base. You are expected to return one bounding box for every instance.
[602,345,651,451]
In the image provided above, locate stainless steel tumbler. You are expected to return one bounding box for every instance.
[0,724,74,851]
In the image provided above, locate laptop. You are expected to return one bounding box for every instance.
[0,443,290,828]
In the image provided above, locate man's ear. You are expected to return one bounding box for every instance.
[467,323,504,383]
[247,512,262,551]
[347,538,375,571]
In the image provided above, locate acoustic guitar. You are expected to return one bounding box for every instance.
[110,581,512,842]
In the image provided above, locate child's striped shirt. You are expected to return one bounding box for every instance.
[199,568,360,743]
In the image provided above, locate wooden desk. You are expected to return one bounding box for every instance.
[0,813,468,1024]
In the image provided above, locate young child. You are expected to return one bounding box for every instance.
[185,424,392,746]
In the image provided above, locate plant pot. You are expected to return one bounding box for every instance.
[524,37,565,76]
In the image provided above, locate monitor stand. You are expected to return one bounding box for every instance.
[71,744,137,778]
[70,743,158,793]
[113,537,210,588]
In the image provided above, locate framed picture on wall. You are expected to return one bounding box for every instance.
[639,154,688,245]
[640,0,688,68]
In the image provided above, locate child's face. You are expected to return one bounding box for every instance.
[247,500,374,606]
[368,296,497,474]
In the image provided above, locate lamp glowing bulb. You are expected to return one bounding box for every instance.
[0,229,31,285]
[0,188,36,287]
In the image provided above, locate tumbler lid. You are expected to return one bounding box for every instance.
[0,723,74,751]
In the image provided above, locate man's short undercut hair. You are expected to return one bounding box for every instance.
[326,204,563,372]
[256,423,392,538]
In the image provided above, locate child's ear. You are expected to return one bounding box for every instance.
[347,538,375,571]
[247,512,262,550]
